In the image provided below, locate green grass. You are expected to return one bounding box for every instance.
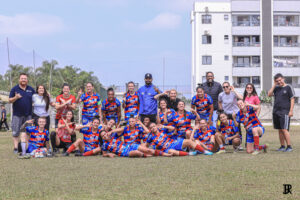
[0,127,299,200]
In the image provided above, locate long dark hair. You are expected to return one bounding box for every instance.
[66,110,75,122]
[243,83,258,100]
[36,85,50,112]
[177,100,187,120]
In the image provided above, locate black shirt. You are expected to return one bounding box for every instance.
[273,85,295,114]
[166,96,181,111]
[202,81,223,110]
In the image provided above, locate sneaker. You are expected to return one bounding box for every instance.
[18,154,31,159]
[263,144,269,153]
[189,151,197,156]
[204,151,213,155]
[285,147,293,152]
[216,149,226,154]
[62,152,70,156]
[252,150,260,155]
[75,152,83,156]
[13,148,18,154]
[277,146,285,152]
[237,146,244,151]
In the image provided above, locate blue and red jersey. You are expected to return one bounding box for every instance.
[146,129,174,151]
[218,120,239,138]
[80,127,102,151]
[26,126,49,149]
[174,111,196,139]
[101,98,121,122]
[123,92,139,121]
[191,94,213,120]
[101,138,129,156]
[236,106,262,131]
[80,92,101,118]
[158,109,176,137]
[121,124,144,144]
[193,126,216,145]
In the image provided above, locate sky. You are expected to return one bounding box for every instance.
[0,0,199,88]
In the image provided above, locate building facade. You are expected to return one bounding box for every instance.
[191,0,300,101]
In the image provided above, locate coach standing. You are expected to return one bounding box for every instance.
[268,73,295,152]
[138,73,161,123]
[9,73,35,153]
[202,71,223,127]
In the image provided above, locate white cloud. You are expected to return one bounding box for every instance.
[141,13,182,30]
[0,13,65,36]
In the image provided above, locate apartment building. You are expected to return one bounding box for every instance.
[191,0,300,102]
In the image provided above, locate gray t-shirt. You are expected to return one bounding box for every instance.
[218,91,239,114]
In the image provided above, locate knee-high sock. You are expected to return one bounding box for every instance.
[179,151,189,156]
[83,150,94,156]
[254,136,259,150]
[21,142,26,155]
[195,145,205,153]
[258,145,266,150]
[67,144,76,153]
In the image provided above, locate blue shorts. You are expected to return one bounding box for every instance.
[122,143,140,157]
[27,144,38,153]
[82,115,94,125]
[165,138,186,153]
[246,126,265,143]
[84,146,97,153]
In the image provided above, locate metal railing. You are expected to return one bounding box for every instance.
[274,42,300,47]
[274,21,299,27]
[233,63,260,68]
[274,63,300,68]
[233,42,260,47]
[232,21,260,26]
[233,83,261,88]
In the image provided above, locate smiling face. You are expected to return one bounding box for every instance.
[62,85,70,96]
[37,85,45,95]
[245,84,253,95]
[92,119,100,129]
[107,90,114,101]
[106,119,115,129]
[128,117,136,127]
[177,101,185,111]
[66,111,73,121]
[19,75,28,86]
[206,72,214,83]
[169,90,177,100]
[145,78,152,85]
[275,77,285,87]
[86,83,94,93]
[149,123,158,133]
[128,83,135,93]
[37,118,46,128]
[237,100,245,110]
[143,117,150,127]
[219,113,228,124]
[196,87,204,98]
[159,100,167,110]
[222,83,230,93]
[101,131,110,141]
[199,119,207,130]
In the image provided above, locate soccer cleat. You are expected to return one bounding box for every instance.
[277,146,285,152]
[62,152,70,156]
[263,144,269,153]
[284,147,293,152]
[204,151,213,155]
[251,150,260,155]
[216,149,226,154]
[189,151,197,156]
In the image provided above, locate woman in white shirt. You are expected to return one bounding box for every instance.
[32,85,55,130]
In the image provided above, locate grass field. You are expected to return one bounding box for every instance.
[0,126,299,200]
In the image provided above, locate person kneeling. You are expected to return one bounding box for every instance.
[18,117,50,159]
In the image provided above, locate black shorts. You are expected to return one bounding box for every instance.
[140,114,157,123]
[273,113,290,131]
[57,140,72,150]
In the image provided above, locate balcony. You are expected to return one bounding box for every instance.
[233,83,261,89]
[232,64,261,76]
[233,42,260,47]
[274,42,300,47]
[232,21,260,27]
[274,15,299,27]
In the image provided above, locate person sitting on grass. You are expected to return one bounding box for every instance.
[191,119,216,153]
[215,112,241,154]
[100,130,172,158]
[50,110,76,154]
[145,123,213,156]
[18,117,50,159]
[63,118,102,157]
[232,100,268,155]
[111,116,150,145]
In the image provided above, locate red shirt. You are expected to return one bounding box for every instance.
[57,119,75,143]
[55,94,76,119]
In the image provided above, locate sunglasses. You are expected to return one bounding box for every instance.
[223,86,229,89]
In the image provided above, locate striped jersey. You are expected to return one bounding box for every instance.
[101,98,121,121]
[218,120,239,137]
[158,109,176,137]
[236,106,262,131]
[146,129,174,151]
[174,111,196,138]
[80,92,101,117]
[123,92,139,121]
[26,126,49,149]
[191,94,213,119]
[193,126,216,144]
[102,138,129,156]
[121,124,144,144]
[80,127,102,151]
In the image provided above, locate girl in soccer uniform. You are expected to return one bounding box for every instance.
[76,82,102,125]
[101,88,121,127]
[173,101,200,139]
[122,81,139,122]
[50,110,76,153]
[156,99,177,139]
[145,123,213,156]
[191,86,213,125]
[215,112,241,154]
[64,118,102,156]
[191,119,216,152]
[233,100,268,155]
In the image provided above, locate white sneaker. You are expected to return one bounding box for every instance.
[216,149,226,154]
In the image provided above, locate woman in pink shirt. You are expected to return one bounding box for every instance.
[243,83,261,116]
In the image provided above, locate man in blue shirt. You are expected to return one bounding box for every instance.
[138,73,161,123]
[9,73,35,153]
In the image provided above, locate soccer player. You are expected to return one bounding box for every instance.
[55,83,76,128]
[232,100,268,155]
[173,101,200,139]
[268,73,295,152]
[156,99,177,139]
[123,81,139,122]
[215,112,241,154]
[76,82,102,125]
[18,117,50,159]
[145,123,213,156]
[50,110,76,153]
[191,86,213,125]
[101,88,121,127]
[191,119,216,152]
[63,118,102,157]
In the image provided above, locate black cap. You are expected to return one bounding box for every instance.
[145,73,152,79]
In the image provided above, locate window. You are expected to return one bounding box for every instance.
[252,76,260,85]
[202,56,212,65]
[202,76,206,83]
[224,14,229,21]
[202,35,212,44]
[225,76,229,81]
[237,57,250,67]
[224,55,229,60]
[238,77,250,87]
[224,35,229,40]
[252,56,260,65]
[202,15,212,24]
